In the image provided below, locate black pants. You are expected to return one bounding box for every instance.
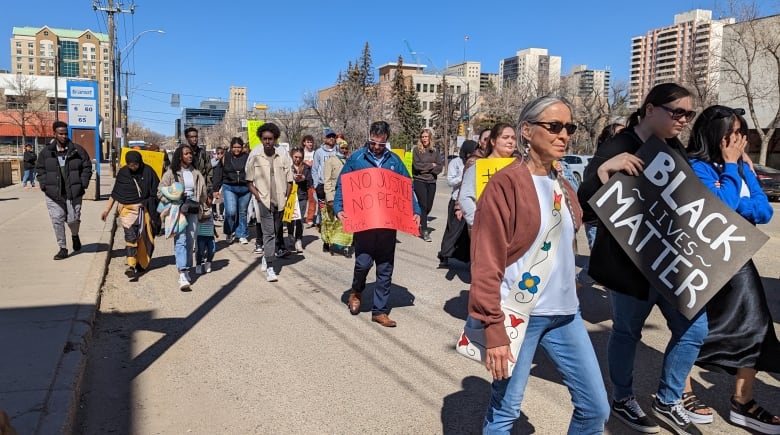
[413,180,436,233]
[438,198,469,262]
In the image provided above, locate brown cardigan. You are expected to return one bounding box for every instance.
[467,159,583,349]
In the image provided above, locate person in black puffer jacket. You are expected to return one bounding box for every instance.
[36,121,93,260]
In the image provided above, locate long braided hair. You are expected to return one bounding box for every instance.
[516,95,578,232]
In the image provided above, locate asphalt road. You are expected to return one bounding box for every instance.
[75,179,780,434]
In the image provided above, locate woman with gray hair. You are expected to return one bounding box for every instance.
[466,95,608,433]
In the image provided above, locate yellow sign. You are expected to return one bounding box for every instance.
[282,183,299,223]
[402,151,414,178]
[475,158,515,199]
[247,120,265,149]
[120,148,165,180]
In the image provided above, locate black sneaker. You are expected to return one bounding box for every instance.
[125,266,137,280]
[322,243,330,253]
[275,248,291,258]
[71,235,82,252]
[437,256,449,268]
[53,248,68,260]
[611,396,660,433]
[651,396,702,435]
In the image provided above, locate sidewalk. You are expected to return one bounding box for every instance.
[0,164,115,435]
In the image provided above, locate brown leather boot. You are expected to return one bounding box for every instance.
[348,291,361,315]
[371,313,397,327]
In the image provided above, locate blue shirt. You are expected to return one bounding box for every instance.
[689,159,773,224]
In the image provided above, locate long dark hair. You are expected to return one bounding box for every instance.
[628,83,691,128]
[687,105,748,164]
[597,123,625,147]
[170,145,192,173]
[484,122,514,157]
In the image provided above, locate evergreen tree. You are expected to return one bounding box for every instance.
[391,56,424,151]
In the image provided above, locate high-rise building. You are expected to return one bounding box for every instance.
[629,9,734,107]
[499,48,561,95]
[10,26,111,129]
[566,65,611,98]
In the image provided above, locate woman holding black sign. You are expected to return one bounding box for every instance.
[577,82,708,435]
[468,96,608,433]
[158,144,208,291]
[685,105,780,434]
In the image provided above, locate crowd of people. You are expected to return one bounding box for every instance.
[35,81,779,434]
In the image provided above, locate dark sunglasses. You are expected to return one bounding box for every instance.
[659,105,697,121]
[531,121,577,135]
[713,107,746,119]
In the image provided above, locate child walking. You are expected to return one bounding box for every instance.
[195,205,216,275]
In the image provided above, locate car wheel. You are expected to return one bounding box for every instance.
[574,173,582,184]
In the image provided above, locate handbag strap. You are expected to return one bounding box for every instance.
[503,176,566,314]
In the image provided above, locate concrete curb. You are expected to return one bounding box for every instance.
[35,208,117,435]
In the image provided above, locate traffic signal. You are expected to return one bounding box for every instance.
[458,123,465,136]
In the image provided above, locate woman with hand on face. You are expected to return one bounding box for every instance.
[158,145,208,291]
[287,146,313,253]
[578,83,707,435]
[685,105,780,434]
[467,96,608,433]
[458,122,518,228]
[101,150,160,280]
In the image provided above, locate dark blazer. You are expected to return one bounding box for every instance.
[35,140,92,201]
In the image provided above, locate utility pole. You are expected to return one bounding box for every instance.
[93,0,135,176]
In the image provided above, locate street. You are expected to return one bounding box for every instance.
[75,179,780,434]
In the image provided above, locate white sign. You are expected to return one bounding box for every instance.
[69,86,95,99]
[68,100,97,128]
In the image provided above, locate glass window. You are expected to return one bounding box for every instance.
[423,84,428,92]
[416,83,421,92]
[16,41,21,47]
[86,34,92,40]
[28,42,33,48]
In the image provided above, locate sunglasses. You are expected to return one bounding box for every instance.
[713,107,746,119]
[367,140,388,147]
[531,121,577,135]
[658,105,697,121]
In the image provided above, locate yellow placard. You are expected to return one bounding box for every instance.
[475,158,515,199]
[282,183,299,223]
[120,148,165,180]
[247,120,265,149]
[402,151,414,178]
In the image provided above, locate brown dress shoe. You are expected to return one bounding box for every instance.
[348,291,361,315]
[371,314,397,327]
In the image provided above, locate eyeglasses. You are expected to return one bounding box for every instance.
[531,121,577,135]
[367,140,388,147]
[658,105,697,121]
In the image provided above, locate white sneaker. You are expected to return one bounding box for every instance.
[195,264,203,275]
[295,240,303,253]
[266,267,278,282]
[239,237,249,245]
[204,261,212,273]
[260,257,268,272]
[178,273,191,291]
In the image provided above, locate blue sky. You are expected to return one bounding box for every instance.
[2,0,778,136]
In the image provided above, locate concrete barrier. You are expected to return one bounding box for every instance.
[0,161,11,186]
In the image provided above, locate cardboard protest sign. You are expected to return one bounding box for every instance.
[588,136,769,319]
[282,183,299,223]
[475,158,515,199]
[246,120,265,149]
[120,147,165,179]
[340,168,419,236]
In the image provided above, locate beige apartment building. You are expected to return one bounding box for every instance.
[10,26,111,128]
[629,9,734,107]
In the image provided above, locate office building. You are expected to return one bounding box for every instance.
[566,65,611,98]
[10,26,111,130]
[629,9,734,107]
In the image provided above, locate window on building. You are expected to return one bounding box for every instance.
[86,34,92,40]
[416,83,421,92]
[16,41,21,47]
[43,31,48,36]
[423,84,428,92]
[28,42,33,48]
[16,49,21,55]
[17,63,22,70]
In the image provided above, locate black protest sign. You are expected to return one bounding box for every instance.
[588,136,769,319]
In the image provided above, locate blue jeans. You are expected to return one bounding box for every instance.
[483,312,609,434]
[584,223,597,251]
[196,235,215,264]
[174,214,197,271]
[222,184,251,239]
[352,229,397,315]
[22,169,35,187]
[608,289,708,404]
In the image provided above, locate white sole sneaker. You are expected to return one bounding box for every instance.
[266,269,278,282]
[730,410,780,434]
[204,262,212,273]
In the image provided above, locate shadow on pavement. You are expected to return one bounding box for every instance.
[339,284,415,314]
[443,290,469,321]
[441,376,535,434]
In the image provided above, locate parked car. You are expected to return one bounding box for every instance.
[753,164,780,201]
[561,154,593,183]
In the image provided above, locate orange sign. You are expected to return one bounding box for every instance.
[340,168,419,236]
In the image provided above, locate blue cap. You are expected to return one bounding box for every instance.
[324,129,337,138]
